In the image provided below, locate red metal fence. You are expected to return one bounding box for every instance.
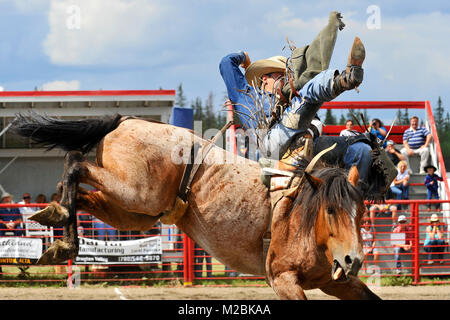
[0,200,448,286]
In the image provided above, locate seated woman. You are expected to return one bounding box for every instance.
[424,214,446,264]
[369,118,387,148]
[390,160,410,210]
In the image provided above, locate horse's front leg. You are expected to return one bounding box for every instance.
[270,271,308,300]
[36,151,83,265]
[320,275,381,300]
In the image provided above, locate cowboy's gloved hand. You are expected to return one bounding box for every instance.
[329,11,345,31]
[241,52,251,70]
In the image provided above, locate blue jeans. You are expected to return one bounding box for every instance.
[262,69,337,159]
[427,190,440,209]
[391,185,409,200]
[391,184,409,209]
[343,142,372,183]
[394,247,410,269]
[94,222,116,240]
[424,239,446,261]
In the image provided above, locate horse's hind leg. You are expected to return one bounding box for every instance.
[76,188,162,231]
[37,151,84,265]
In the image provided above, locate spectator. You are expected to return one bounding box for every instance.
[339,119,359,137]
[77,211,93,238]
[385,140,405,166]
[392,215,413,274]
[369,201,398,227]
[18,193,39,235]
[424,165,443,211]
[35,194,47,204]
[424,214,446,264]
[361,217,379,273]
[0,192,24,236]
[50,193,61,203]
[368,118,387,147]
[92,216,116,241]
[390,160,410,209]
[400,116,432,174]
[194,243,212,278]
[18,192,38,216]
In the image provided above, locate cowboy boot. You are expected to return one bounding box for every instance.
[332,36,365,97]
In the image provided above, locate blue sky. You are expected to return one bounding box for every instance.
[1,0,450,122]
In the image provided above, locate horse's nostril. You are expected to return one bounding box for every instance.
[345,255,352,266]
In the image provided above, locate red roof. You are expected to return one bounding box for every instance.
[0,90,175,97]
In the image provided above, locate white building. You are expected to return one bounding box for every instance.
[0,89,175,201]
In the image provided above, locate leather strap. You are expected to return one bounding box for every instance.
[178,121,233,202]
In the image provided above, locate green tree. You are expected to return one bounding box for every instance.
[401,108,410,125]
[396,109,403,125]
[192,97,203,121]
[175,83,187,108]
[338,114,346,125]
[203,91,216,131]
[434,96,445,135]
[324,109,337,125]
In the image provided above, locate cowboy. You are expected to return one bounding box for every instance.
[220,11,372,183]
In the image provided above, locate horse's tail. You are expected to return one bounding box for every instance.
[10,113,123,154]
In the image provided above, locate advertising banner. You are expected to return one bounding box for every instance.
[0,237,43,265]
[74,236,162,265]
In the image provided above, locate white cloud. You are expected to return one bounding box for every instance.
[40,80,80,91]
[265,9,450,101]
[43,0,175,66]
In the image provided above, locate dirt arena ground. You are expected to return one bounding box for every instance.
[0,285,448,300]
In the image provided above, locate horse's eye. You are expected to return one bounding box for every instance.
[327,207,335,215]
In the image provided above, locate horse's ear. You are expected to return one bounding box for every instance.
[348,165,359,187]
[304,172,324,190]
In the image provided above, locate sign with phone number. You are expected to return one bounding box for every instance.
[74,236,162,265]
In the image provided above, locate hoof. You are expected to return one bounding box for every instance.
[37,240,77,265]
[29,202,69,227]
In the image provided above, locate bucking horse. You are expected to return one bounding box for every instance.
[10,113,385,300]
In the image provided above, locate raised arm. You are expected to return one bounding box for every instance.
[219,52,261,129]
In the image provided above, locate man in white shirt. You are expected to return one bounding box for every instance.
[18,193,38,221]
[339,119,360,137]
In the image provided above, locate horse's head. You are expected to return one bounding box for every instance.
[294,165,365,282]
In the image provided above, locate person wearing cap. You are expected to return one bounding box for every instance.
[385,139,405,166]
[219,12,373,187]
[424,214,446,264]
[401,116,432,174]
[424,164,443,211]
[0,192,23,236]
[392,215,413,274]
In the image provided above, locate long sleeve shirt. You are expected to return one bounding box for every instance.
[424,173,443,192]
[219,52,273,129]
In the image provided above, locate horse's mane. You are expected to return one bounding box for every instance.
[291,166,363,236]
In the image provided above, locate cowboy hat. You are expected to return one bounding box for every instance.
[245,56,287,87]
[430,213,439,222]
[1,192,12,201]
[424,164,437,172]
